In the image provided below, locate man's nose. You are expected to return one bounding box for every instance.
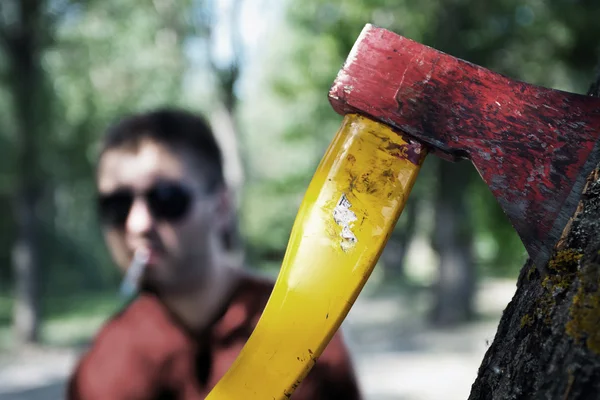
[126,198,155,235]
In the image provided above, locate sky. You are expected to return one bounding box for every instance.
[182,0,288,103]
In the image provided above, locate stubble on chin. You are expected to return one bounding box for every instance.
[143,263,212,296]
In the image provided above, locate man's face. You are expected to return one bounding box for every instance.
[96,139,226,292]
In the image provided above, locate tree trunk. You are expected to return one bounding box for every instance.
[210,101,245,260]
[12,187,41,344]
[468,75,600,399]
[2,0,49,345]
[210,100,245,204]
[380,197,417,280]
[431,159,476,326]
[205,0,247,260]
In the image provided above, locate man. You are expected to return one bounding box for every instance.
[67,108,362,399]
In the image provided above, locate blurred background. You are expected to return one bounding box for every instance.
[0,0,599,399]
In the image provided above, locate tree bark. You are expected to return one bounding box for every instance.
[431,159,476,326]
[468,74,600,400]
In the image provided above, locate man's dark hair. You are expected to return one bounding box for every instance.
[98,107,225,192]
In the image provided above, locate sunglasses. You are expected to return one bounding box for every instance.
[98,181,194,227]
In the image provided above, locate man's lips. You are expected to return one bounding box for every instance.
[131,246,162,268]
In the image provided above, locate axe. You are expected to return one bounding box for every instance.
[206,24,600,399]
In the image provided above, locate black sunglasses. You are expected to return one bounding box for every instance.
[98,181,194,227]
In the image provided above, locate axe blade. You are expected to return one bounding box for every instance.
[329,24,600,268]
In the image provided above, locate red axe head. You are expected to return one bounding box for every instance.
[329,24,600,268]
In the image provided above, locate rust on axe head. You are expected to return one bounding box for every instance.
[329,24,600,269]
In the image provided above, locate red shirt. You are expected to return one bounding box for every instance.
[67,273,362,399]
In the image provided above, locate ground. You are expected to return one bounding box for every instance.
[0,278,515,400]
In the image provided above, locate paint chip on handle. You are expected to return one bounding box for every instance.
[333,194,358,251]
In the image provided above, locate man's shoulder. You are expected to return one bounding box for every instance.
[68,294,189,399]
[84,293,191,360]
[212,270,275,336]
[238,269,275,293]
[235,270,277,310]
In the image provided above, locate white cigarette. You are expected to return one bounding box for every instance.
[119,249,150,298]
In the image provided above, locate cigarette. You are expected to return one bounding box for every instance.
[119,249,149,298]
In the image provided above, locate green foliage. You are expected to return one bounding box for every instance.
[0,0,209,296]
[0,291,122,349]
[240,0,600,275]
[1,0,600,335]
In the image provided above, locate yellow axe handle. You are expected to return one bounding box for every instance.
[206,114,427,399]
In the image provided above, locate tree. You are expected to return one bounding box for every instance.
[198,0,247,257]
[424,0,488,326]
[468,73,600,399]
[430,160,477,325]
[379,197,418,280]
[0,0,55,345]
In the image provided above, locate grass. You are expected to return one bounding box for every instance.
[0,291,123,351]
